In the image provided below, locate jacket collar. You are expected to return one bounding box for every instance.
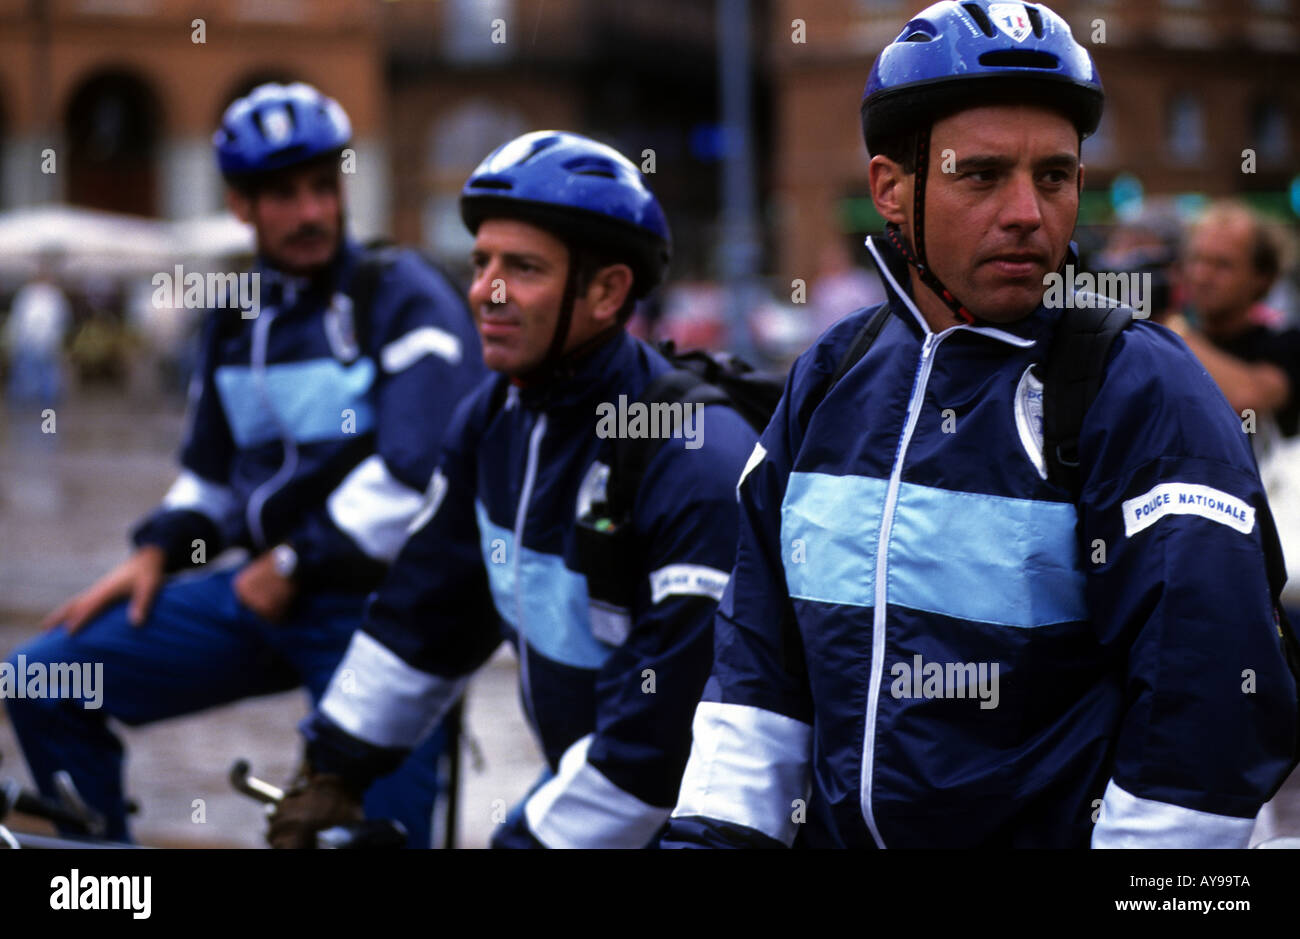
[254,237,362,314]
[865,233,1075,348]
[511,327,642,414]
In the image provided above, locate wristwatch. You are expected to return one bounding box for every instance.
[271,543,299,579]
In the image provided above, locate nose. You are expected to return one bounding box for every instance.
[295,187,330,225]
[468,258,500,309]
[998,171,1044,233]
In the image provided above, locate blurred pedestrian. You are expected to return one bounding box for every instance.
[810,238,884,334]
[3,253,70,406]
[1166,200,1299,434]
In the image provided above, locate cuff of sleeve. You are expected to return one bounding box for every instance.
[287,510,388,592]
[300,711,408,796]
[131,509,221,572]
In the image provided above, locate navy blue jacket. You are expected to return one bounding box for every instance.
[662,235,1298,849]
[132,238,486,592]
[302,330,758,847]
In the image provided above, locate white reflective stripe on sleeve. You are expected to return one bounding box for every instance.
[736,441,766,496]
[1091,779,1256,849]
[648,564,729,605]
[161,469,239,528]
[326,454,425,562]
[319,631,467,749]
[380,326,462,372]
[671,701,811,845]
[407,467,448,536]
[524,734,669,849]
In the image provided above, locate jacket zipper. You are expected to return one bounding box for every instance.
[245,308,299,549]
[860,328,945,848]
[514,410,548,731]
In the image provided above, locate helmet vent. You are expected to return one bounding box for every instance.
[1024,4,1045,38]
[468,176,513,190]
[563,155,619,178]
[962,3,996,37]
[903,30,932,42]
[978,50,1059,69]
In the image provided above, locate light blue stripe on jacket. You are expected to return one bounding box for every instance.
[475,502,612,670]
[215,357,376,447]
[781,471,1086,627]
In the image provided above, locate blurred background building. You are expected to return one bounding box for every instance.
[0,0,1293,343]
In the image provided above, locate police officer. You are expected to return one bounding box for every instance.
[3,82,486,847]
[662,0,1298,848]
[267,131,758,848]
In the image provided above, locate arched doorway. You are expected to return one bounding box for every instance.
[65,70,162,217]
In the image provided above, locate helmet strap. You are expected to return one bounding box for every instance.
[890,125,978,326]
[517,244,619,386]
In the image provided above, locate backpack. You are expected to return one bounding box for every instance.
[573,341,786,620]
[344,242,470,353]
[574,303,1132,622]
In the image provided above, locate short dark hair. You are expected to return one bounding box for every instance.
[571,245,638,324]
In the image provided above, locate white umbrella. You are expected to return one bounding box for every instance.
[0,204,174,276]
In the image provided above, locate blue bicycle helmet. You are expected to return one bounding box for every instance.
[860,1,1103,324]
[862,0,1103,154]
[461,131,671,299]
[214,82,352,182]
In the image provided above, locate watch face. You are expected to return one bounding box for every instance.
[274,545,297,577]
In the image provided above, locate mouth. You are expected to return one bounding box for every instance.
[478,317,521,339]
[983,254,1046,279]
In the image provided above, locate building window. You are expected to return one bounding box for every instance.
[1252,99,1290,163]
[424,101,526,261]
[443,0,514,63]
[1166,92,1205,164]
[1084,107,1116,167]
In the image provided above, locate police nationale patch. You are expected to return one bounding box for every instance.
[988,2,1034,43]
[1122,482,1255,538]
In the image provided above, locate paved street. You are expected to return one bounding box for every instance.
[2,387,1298,848]
[0,389,544,848]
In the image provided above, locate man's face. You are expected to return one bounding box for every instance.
[228,160,343,276]
[467,218,628,376]
[468,219,574,375]
[1183,216,1265,330]
[899,104,1081,323]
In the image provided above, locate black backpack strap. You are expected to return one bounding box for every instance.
[797,304,892,430]
[344,245,402,350]
[604,369,730,518]
[1042,303,1133,496]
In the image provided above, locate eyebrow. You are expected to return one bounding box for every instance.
[470,250,551,266]
[952,152,1080,173]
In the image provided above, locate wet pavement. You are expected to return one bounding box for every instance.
[1,386,1298,848]
[0,387,544,848]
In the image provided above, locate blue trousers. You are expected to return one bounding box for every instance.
[3,566,448,847]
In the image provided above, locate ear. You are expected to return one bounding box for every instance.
[582,262,635,325]
[226,187,253,225]
[869,154,910,227]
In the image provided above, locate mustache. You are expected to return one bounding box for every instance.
[285,224,331,243]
